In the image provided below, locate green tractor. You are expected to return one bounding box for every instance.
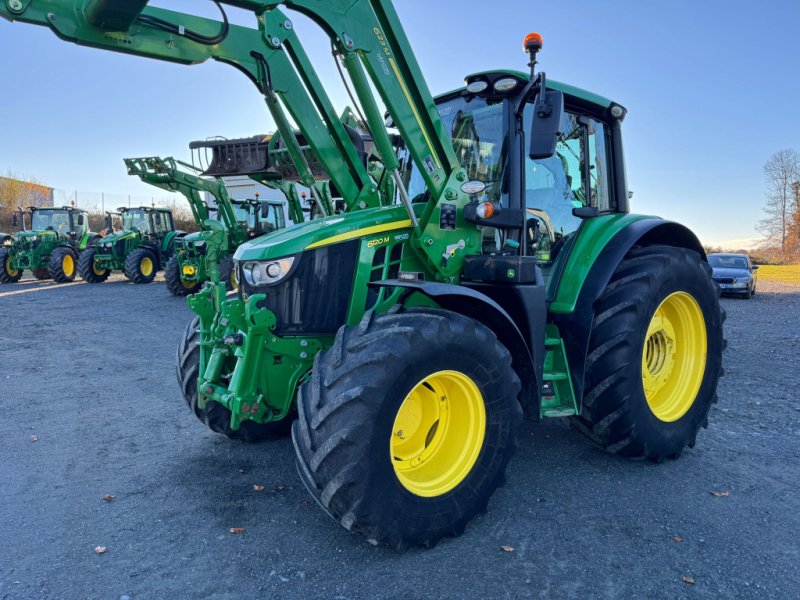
[78,206,184,284]
[0,206,99,284]
[124,155,286,296]
[5,2,725,549]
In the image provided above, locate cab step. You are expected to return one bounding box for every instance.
[540,324,578,418]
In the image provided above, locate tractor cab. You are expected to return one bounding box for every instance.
[231,198,287,238]
[120,207,175,237]
[403,69,626,295]
[26,206,89,240]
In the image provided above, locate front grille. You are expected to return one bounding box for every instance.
[240,240,359,336]
[713,277,735,284]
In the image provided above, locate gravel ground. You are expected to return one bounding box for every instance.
[1,276,798,599]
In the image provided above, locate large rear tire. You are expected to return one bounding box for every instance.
[571,245,724,461]
[124,248,157,284]
[48,247,77,283]
[292,308,522,548]
[165,255,201,296]
[175,317,292,441]
[0,247,22,283]
[77,248,111,283]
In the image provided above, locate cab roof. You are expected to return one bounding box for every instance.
[436,69,614,109]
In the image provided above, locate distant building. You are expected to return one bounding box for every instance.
[0,176,54,209]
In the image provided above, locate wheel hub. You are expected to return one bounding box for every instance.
[641,292,707,422]
[390,370,486,497]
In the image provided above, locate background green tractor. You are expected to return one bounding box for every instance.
[4,1,725,550]
[124,156,287,296]
[78,206,184,284]
[0,206,99,284]
[169,197,285,294]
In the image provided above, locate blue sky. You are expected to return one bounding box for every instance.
[1,0,799,245]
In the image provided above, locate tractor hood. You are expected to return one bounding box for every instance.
[97,230,140,245]
[233,205,416,262]
[15,230,58,242]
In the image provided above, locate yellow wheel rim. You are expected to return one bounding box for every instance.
[62,254,75,277]
[92,262,107,276]
[140,256,154,277]
[390,370,486,497]
[6,257,18,277]
[642,292,707,422]
[231,269,238,290]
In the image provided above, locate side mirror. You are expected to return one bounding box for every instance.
[105,214,114,232]
[12,213,17,227]
[751,265,759,271]
[529,90,564,160]
[261,203,270,219]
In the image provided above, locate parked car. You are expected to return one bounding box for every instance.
[708,253,758,298]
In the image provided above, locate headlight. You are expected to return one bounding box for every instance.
[493,77,519,92]
[194,241,205,248]
[243,257,295,287]
[736,277,750,283]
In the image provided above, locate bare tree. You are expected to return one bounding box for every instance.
[758,149,800,256]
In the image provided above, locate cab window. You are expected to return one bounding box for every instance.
[152,212,174,234]
[523,105,613,265]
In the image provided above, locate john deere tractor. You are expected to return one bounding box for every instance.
[4,1,724,549]
[124,155,286,296]
[0,206,99,284]
[78,206,184,284]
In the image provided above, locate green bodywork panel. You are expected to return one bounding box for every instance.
[549,213,655,314]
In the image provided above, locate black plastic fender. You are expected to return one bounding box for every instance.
[550,219,706,403]
[371,279,544,415]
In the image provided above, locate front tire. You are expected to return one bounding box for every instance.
[571,245,724,461]
[48,247,77,283]
[175,318,292,441]
[165,255,201,296]
[77,248,111,283]
[0,247,22,283]
[124,248,157,284]
[292,308,522,548]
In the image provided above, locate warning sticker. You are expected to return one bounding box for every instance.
[439,203,457,230]
[423,155,436,175]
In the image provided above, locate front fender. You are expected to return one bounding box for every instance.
[371,279,544,415]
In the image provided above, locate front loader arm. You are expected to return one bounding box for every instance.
[2,1,378,213]
[4,0,480,280]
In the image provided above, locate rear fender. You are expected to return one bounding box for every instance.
[549,218,705,402]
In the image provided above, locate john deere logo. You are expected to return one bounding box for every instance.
[367,236,390,249]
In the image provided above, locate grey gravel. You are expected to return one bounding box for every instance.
[0,276,798,599]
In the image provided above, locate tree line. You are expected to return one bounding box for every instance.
[759,149,800,264]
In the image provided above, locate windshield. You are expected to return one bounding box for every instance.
[233,203,256,229]
[31,210,71,234]
[709,255,749,269]
[407,96,508,205]
[122,209,152,233]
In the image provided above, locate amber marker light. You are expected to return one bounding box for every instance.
[476,201,497,219]
[524,32,543,53]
